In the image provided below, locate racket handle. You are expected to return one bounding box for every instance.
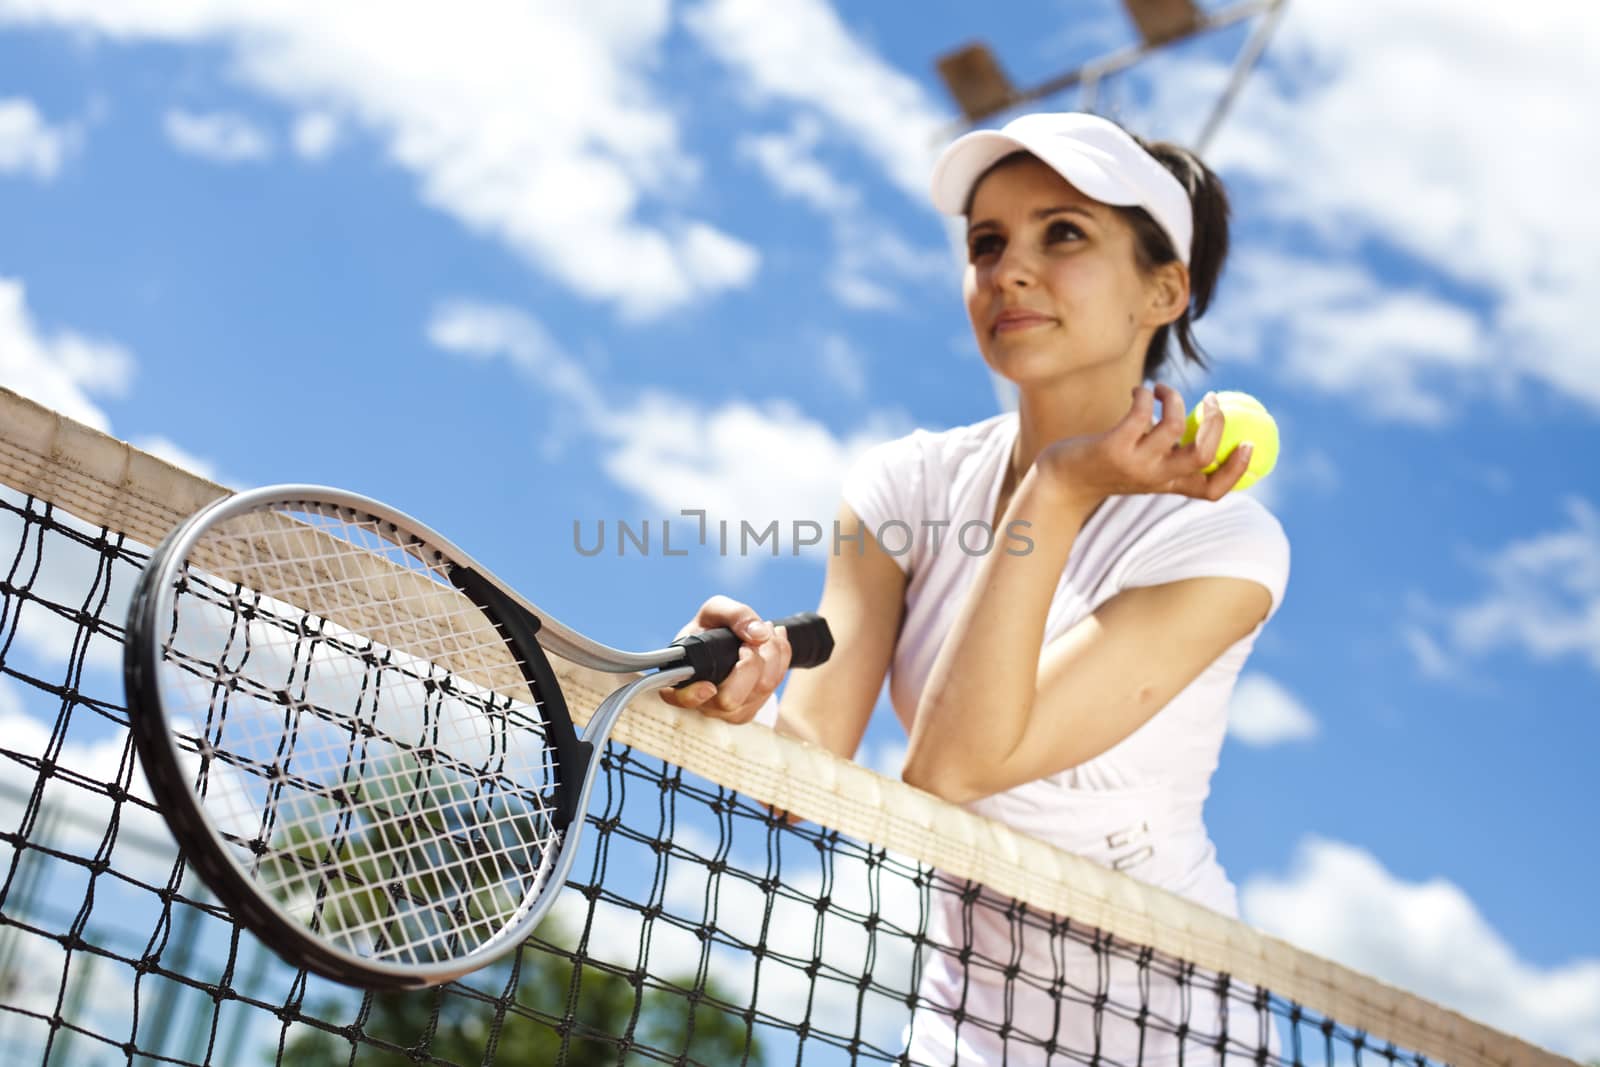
[773,611,834,669]
[671,612,834,686]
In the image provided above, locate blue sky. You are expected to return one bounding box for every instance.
[1,0,1596,1057]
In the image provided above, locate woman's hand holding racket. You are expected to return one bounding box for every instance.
[657,595,792,723]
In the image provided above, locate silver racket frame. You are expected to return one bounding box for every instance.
[126,484,698,989]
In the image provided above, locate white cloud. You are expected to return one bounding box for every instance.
[546,823,922,1055]
[163,107,272,163]
[1226,672,1318,747]
[0,276,131,432]
[131,435,225,485]
[1242,837,1600,1060]
[1415,498,1600,674]
[0,699,171,884]
[428,298,604,424]
[830,275,898,312]
[0,676,21,718]
[1234,440,1338,514]
[1136,1,1600,419]
[860,738,906,780]
[1205,250,1493,425]
[428,300,911,569]
[678,221,761,294]
[0,488,134,676]
[1400,623,1456,682]
[697,5,955,313]
[735,119,951,313]
[291,109,339,160]
[685,0,948,202]
[736,116,859,215]
[818,333,866,400]
[830,216,952,314]
[0,695,172,1042]
[0,96,78,179]
[0,285,219,672]
[599,393,904,537]
[0,0,758,318]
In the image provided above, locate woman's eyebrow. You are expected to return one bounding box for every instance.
[968,204,1096,234]
[1032,205,1096,221]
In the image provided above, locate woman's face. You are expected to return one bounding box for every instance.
[963,156,1170,385]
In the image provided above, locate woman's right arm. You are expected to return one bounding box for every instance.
[773,498,908,760]
[660,497,907,762]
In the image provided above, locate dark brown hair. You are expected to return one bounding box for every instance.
[962,129,1230,380]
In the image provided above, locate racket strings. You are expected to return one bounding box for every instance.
[174,506,541,692]
[155,502,566,965]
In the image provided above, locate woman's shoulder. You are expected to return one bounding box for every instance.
[1099,491,1291,612]
[1102,489,1286,546]
[911,410,1015,470]
[850,411,1013,477]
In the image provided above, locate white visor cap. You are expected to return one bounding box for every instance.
[930,112,1193,266]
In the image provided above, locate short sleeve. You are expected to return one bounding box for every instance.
[839,433,925,575]
[1117,495,1291,619]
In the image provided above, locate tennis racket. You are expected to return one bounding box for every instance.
[123,484,832,990]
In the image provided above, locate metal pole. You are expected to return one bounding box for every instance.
[218,943,271,1067]
[138,884,201,1062]
[934,0,1278,139]
[47,952,95,1067]
[1196,0,1290,153]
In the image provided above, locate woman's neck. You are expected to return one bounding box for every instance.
[1006,365,1148,484]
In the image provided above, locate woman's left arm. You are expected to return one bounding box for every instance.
[901,385,1274,804]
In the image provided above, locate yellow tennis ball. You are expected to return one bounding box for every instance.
[1179,390,1280,492]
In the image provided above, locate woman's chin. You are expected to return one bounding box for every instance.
[982,342,1129,387]
[982,348,1074,385]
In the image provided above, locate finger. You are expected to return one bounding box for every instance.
[658,680,718,708]
[703,698,759,724]
[708,645,763,713]
[755,625,793,694]
[1121,385,1156,434]
[694,598,768,639]
[765,803,804,827]
[1143,383,1188,450]
[692,596,772,643]
[1170,392,1223,472]
[1195,392,1225,465]
[1210,440,1254,495]
[715,627,789,717]
[1175,439,1251,500]
[672,595,737,641]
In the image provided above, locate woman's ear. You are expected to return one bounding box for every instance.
[1144,261,1191,327]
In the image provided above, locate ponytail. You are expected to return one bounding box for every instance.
[1121,136,1231,379]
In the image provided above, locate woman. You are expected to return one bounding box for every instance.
[661,112,1289,1064]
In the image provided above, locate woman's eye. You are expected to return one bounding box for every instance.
[1046,219,1084,243]
[968,233,1003,259]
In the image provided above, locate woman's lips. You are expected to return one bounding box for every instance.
[992,311,1054,335]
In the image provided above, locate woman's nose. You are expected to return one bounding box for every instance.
[993,245,1034,288]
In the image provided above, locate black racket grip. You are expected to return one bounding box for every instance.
[671,612,834,687]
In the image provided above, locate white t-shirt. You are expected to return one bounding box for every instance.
[839,410,1291,1065]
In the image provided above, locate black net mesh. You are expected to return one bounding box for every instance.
[0,487,1444,1066]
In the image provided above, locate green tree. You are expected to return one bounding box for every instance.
[281,937,763,1066]
[267,754,761,1064]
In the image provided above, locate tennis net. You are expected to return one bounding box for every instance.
[0,385,1576,1066]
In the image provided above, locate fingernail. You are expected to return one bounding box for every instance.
[743,619,770,639]
[1240,442,1255,461]
[691,682,715,701]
